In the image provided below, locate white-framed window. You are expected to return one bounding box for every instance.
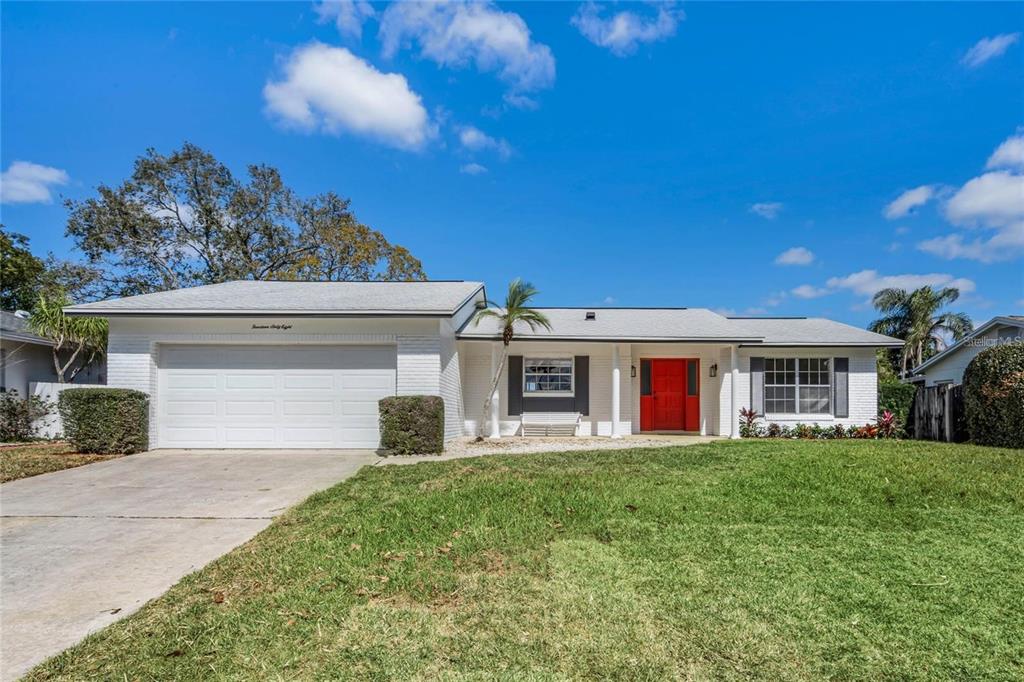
[764,357,831,415]
[524,357,574,395]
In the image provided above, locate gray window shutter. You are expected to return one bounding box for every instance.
[573,356,589,416]
[834,357,849,418]
[750,357,765,415]
[507,355,523,416]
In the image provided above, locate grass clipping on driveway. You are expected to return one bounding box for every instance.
[0,442,121,483]
[30,440,1024,680]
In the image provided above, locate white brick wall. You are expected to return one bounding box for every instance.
[106,317,446,449]
[458,341,633,436]
[396,335,440,396]
[438,321,465,441]
[720,347,879,434]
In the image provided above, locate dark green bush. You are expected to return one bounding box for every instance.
[962,341,1024,448]
[58,388,149,454]
[379,395,444,455]
[879,380,916,435]
[0,390,52,441]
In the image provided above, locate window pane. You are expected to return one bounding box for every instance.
[687,360,698,396]
[524,358,574,394]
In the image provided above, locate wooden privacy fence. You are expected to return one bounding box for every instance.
[911,384,967,442]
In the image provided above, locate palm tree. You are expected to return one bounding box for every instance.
[28,292,108,383]
[869,286,973,377]
[473,279,552,437]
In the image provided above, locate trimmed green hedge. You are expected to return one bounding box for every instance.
[962,341,1024,448]
[379,395,444,455]
[879,380,917,435]
[58,388,149,454]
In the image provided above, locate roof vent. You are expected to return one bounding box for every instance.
[585,311,596,321]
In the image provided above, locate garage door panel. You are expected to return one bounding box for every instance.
[224,374,277,390]
[282,427,334,445]
[166,374,219,390]
[283,374,335,390]
[341,400,379,416]
[283,400,334,416]
[165,400,218,416]
[159,345,396,449]
[224,400,277,416]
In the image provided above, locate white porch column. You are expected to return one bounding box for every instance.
[611,344,622,438]
[489,342,501,440]
[730,344,740,439]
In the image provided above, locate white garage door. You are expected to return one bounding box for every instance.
[158,345,396,449]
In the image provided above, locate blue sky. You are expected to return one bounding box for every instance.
[2,1,1022,327]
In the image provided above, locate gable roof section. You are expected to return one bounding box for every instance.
[64,280,486,317]
[458,308,902,346]
[0,311,54,346]
[911,315,1024,374]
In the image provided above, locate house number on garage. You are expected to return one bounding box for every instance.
[251,324,293,330]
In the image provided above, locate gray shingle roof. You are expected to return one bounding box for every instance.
[65,280,485,316]
[460,308,760,341]
[726,317,903,346]
[459,308,902,346]
[0,311,54,346]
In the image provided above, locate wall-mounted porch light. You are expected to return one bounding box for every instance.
[630,365,637,378]
[709,363,718,378]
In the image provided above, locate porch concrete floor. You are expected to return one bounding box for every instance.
[378,434,723,465]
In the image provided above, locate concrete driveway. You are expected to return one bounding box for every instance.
[0,449,378,681]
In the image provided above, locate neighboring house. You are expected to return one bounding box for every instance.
[909,316,1024,387]
[0,310,106,397]
[64,280,902,450]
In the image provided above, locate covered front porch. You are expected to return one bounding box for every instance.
[458,340,745,439]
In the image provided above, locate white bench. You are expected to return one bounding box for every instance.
[520,412,581,437]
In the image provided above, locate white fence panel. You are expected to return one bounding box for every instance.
[30,382,104,439]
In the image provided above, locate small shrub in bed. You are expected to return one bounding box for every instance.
[58,388,149,454]
[963,341,1024,448]
[878,380,916,436]
[379,395,445,455]
[0,390,52,442]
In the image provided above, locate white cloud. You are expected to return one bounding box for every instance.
[961,32,1020,69]
[774,246,815,266]
[0,161,69,204]
[378,1,555,94]
[602,296,616,304]
[825,270,976,298]
[791,284,831,299]
[458,125,512,159]
[571,1,683,57]
[264,42,432,150]
[750,202,783,219]
[918,222,1024,264]
[314,0,375,39]
[883,185,936,219]
[459,162,488,175]
[944,170,1024,228]
[986,132,1024,170]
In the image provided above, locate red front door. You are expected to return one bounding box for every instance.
[651,359,685,430]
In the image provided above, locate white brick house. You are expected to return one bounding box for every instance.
[65,281,902,450]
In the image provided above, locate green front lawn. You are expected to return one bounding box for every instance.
[0,442,122,483]
[30,440,1023,680]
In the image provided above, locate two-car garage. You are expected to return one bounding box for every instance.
[157,345,396,449]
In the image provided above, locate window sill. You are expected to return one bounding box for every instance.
[764,414,835,421]
[524,392,576,398]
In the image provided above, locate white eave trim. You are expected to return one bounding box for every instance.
[458,335,766,343]
[0,332,56,347]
